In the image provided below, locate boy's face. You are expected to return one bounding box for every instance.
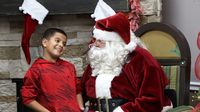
[42,32,67,60]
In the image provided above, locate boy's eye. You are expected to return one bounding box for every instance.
[63,42,66,46]
[55,39,60,43]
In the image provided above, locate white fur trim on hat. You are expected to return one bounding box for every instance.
[91,0,116,21]
[19,0,49,24]
[93,28,123,42]
[125,31,137,52]
[125,31,147,52]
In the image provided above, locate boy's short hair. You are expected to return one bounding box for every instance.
[42,28,67,39]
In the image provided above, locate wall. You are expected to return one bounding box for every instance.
[0,0,160,111]
[162,0,200,90]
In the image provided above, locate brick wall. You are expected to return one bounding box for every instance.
[0,0,161,111]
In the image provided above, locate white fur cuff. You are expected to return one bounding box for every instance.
[113,106,124,112]
[161,102,173,112]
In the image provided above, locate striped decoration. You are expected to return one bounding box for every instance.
[161,65,180,90]
[161,65,180,105]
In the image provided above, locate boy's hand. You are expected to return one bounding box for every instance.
[25,100,50,112]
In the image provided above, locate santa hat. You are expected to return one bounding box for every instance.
[19,0,49,64]
[91,0,138,51]
[94,12,130,44]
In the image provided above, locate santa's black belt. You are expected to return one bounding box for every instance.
[89,97,128,112]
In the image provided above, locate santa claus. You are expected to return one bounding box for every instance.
[80,0,172,112]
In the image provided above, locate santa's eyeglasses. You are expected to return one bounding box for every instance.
[89,37,106,48]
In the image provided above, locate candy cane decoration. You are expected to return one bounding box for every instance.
[195,32,200,80]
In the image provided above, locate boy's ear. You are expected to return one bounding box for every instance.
[42,38,48,47]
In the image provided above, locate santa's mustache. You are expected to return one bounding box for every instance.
[88,46,107,58]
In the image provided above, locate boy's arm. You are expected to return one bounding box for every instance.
[25,100,50,112]
[21,69,48,111]
[77,93,84,111]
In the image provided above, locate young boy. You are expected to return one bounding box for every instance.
[21,28,83,112]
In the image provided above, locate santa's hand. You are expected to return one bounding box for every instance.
[113,106,124,112]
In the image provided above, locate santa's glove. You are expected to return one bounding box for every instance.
[113,106,124,112]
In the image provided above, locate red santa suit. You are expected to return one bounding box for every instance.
[81,46,171,112]
[81,2,172,111]
[21,58,81,112]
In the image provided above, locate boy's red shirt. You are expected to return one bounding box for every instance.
[21,58,80,112]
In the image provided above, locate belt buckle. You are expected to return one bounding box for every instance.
[97,97,101,112]
[97,97,110,112]
[105,97,110,112]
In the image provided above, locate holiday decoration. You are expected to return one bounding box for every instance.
[128,0,143,32]
[195,32,200,79]
[19,0,49,64]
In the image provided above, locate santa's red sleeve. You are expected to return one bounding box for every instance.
[76,78,82,94]
[80,65,93,102]
[72,65,82,94]
[119,48,170,112]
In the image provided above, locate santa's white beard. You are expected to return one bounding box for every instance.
[88,41,129,77]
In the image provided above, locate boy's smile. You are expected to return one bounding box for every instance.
[42,32,67,62]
